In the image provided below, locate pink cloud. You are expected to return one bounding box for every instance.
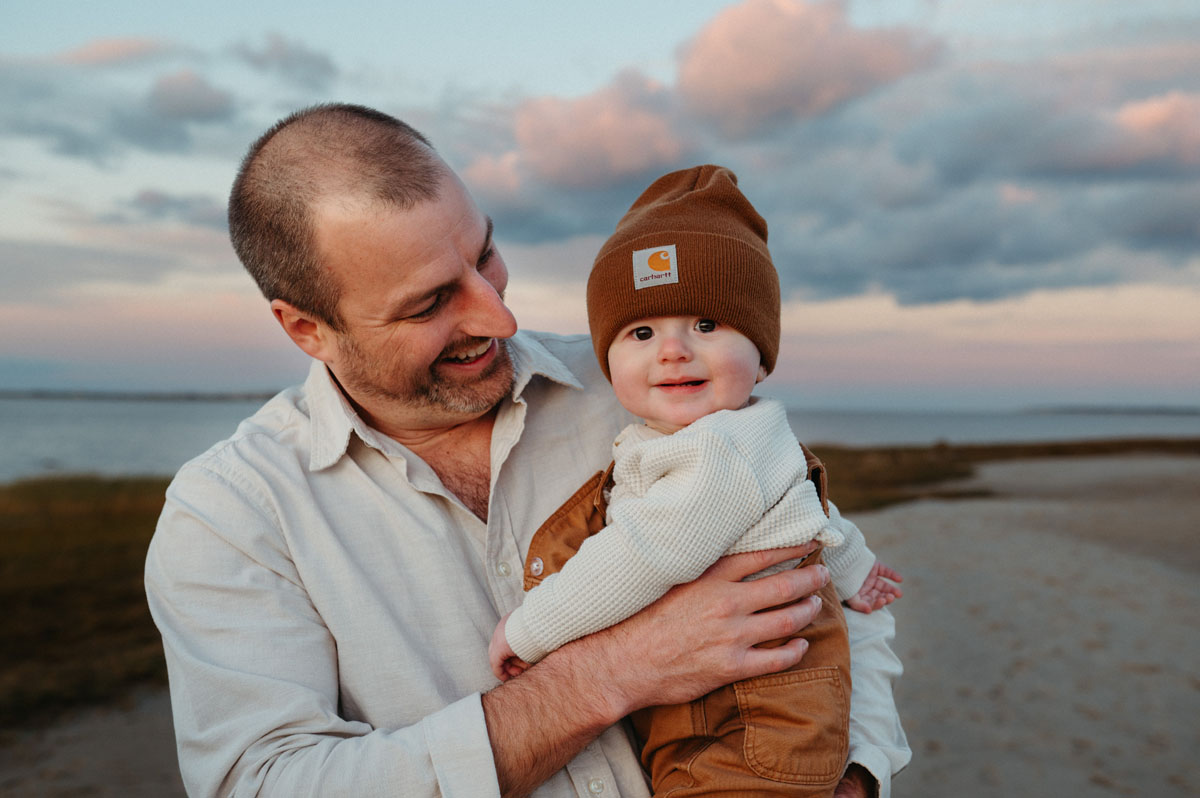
[55,37,170,66]
[1115,91,1200,165]
[513,71,688,188]
[677,0,939,136]
[462,151,523,200]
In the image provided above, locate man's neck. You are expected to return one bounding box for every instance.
[333,375,502,522]
[402,409,497,521]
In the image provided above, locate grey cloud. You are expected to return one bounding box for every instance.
[0,240,183,303]
[126,189,228,230]
[0,58,243,162]
[111,107,194,153]
[0,63,115,162]
[1096,183,1200,252]
[233,34,338,91]
[7,117,115,161]
[105,71,236,154]
[147,71,234,122]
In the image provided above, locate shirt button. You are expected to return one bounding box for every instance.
[587,778,605,794]
[529,557,544,576]
[496,561,512,578]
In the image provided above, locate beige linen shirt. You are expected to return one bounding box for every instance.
[145,330,909,798]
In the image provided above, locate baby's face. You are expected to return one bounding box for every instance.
[607,315,765,434]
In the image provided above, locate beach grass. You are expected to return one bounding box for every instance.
[0,476,171,731]
[3,436,1199,731]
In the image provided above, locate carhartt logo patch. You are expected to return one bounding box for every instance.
[632,245,679,290]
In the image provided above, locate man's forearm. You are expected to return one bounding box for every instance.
[483,632,629,797]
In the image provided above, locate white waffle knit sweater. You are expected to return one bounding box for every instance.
[505,398,875,664]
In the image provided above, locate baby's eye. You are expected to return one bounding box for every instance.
[633,326,654,341]
[695,319,718,333]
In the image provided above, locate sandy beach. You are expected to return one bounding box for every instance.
[2,453,1197,797]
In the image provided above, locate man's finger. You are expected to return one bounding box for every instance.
[733,560,829,616]
[739,633,810,677]
[704,542,819,582]
[741,592,824,649]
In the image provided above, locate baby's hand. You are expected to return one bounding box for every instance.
[489,612,532,681]
[844,560,904,614]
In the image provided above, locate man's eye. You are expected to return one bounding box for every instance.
[633,327,654,341]
[696,319,717,333]
[409,296,443,320]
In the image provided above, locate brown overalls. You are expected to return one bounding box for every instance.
[523,445,852,797]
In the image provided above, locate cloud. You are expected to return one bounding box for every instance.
[1113,91,1200,166]
[0,240,183,303]
[513,71,689,188]
[124,190,229,230]
[108,70,237,154]
[0,54,242,163]
[147,70,234,122]
[462,151,522,200]
[233,34,338,91]
[53,37,172,66]
[676,0,939,137]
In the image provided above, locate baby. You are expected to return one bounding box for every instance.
[490,165,901,796]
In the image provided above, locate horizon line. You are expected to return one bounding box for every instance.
[2,389,1198,416]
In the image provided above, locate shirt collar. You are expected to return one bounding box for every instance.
[305,330,585,472]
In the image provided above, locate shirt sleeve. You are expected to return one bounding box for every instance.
[145,464,501,798]
[835,504,912,797]
[505,426,773,663]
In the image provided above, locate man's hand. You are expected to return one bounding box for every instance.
[577,542,829,715]
[489,612,530,681]
[844,560,903,614]
[834,763,878,798]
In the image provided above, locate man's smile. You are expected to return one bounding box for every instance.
[442,338,495,364]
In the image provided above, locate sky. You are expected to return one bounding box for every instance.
[2,0,1199,410]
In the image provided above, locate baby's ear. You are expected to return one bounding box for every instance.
[756,364,767,383]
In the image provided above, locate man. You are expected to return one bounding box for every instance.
[146,103,909,797]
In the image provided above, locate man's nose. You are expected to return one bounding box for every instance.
[461,269,518,339]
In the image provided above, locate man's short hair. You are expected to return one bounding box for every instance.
[228,103,444,330]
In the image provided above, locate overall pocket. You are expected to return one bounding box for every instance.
[733,665,849,785]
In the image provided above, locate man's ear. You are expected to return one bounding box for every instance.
[271,299,337,362]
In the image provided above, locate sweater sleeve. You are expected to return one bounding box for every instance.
[505,426,771,664]
[823,501,877,602]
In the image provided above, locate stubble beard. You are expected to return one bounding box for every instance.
[338,334,515,416]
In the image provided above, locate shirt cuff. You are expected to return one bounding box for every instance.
[846,743,896,798]
[423,692,502,798]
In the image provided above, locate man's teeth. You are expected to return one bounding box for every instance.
[447,340,491,362]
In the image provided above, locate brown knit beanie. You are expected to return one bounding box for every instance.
[587,165,781,381]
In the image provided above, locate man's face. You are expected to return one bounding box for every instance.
[606,315,765,435]
[312,171,518,434]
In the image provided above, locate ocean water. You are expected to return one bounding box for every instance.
[1,396,1199,484]
[0,397,266,484]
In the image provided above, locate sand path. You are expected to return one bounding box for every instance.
[2,454,1197,797]
[879,454,1200,797]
